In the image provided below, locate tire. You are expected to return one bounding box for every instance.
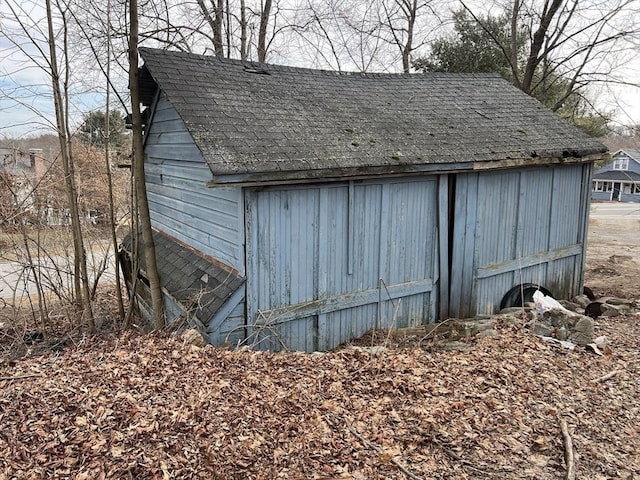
[500,283,554,310]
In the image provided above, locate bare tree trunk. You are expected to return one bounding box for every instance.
[22,233,48,336]
[225,0,231,57]
[401,0,418,73]
[257,0,272,62]
[240,0,248,60]
[197,0,224,56]
[509,0,522,88]
[105,0,125,323]
[213,0,224,57]
[521,0,564,94]
[45,0,94,330]
[129,0,165,329]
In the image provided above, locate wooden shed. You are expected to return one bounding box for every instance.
[124,47,607,351]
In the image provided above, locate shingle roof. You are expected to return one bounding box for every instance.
[139,48,607,182]
[122,230,244,324]
[592,170,640,181]
[614,149,640,161]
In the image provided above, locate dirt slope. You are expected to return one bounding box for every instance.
[585,209,640,299]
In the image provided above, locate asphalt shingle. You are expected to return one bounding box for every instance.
[122,231,244,324]
[139,48,607,181]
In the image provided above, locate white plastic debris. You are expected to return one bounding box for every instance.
[533,290,564,314]
[594,336,609,349]
[538,336,576,350]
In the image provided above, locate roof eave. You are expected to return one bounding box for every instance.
[205,153,605,187]
[472,153,604,171]
[206,162,474,187]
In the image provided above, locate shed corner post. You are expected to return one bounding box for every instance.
[244,188,259,347]
[437,174,450,320]
[577,162,594,294]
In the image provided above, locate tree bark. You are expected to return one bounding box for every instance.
[240,0,248,60]
[197,0,224,56]
[214,0,224,57]
[45,0,94,330]
[105,0,125,323]
[401,0,418,73]
[521,0,564,94]
[129,0,165,329]
[509,0,522,88]
[257,0,272,62]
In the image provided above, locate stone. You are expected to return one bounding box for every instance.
[349,346,388,355]
[569,316,594,345]
[533,323,554,337]
[605,297,634,306]
[594,336,608,349]
[181,328,207,347]
[544,309,569,329]
[572,294,591,308]
[500,307,526,314]
[493,313,523,325]
[559,300,581,312]
[556,327,568,341]
[600,303,621,317]
[477,329,500,338]
[468,319,498,334]
[442,341,474,352]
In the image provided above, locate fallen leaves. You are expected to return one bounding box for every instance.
[0,311,639,479]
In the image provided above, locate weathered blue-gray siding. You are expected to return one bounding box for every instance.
[206,285,246,346]
[592,191,640,202]
[596,151,640,175]
[144,95,245,273]
[245,178,439,351]
[450,164,591,317]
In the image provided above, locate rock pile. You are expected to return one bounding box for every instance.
[531,308,594,345]
[499,292,638,346]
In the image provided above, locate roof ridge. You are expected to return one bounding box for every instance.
[138,46,505,79]
[614,148,640,161]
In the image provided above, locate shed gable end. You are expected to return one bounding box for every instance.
[144,95,245,273]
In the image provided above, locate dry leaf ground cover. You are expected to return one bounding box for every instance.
[1,205,639,479]
[1,314,639,480]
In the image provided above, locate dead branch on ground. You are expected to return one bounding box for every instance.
[558,416,576,480]
[593,370,620,383]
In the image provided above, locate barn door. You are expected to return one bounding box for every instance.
[245,178,440,352]
[449,164,590,318]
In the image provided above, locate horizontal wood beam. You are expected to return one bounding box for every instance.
[255,278,435,326]
[207,163,473,187]
[476,244,583,279]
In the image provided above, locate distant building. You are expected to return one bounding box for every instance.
[1,146,118,228]
[0,148,46,224]
[592,149,640,202]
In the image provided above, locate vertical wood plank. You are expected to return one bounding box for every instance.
[347,180,355,276]
[317,188,329,350]
[244,189,260,347]
[438,174,449,319]
[377,183,390,328]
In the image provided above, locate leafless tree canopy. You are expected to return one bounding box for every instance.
[456,0,640,123]
[4,0,636,128]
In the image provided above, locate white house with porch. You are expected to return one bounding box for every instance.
[592,149,640,202]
